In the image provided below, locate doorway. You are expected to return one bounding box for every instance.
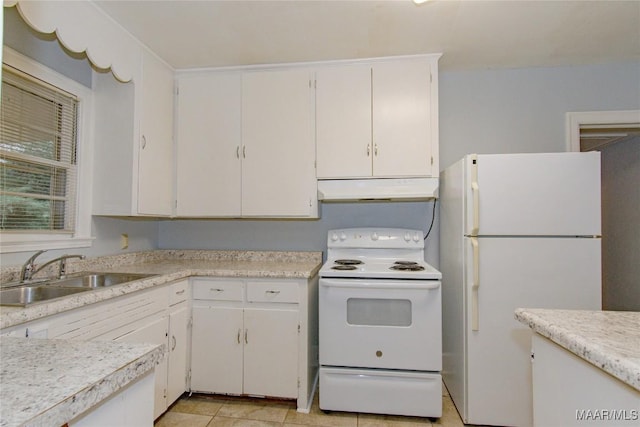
[567,110,640,311]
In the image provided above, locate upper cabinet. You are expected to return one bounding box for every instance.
[176,73,242,216]
[93,49,174,216]
[137,50,174,216]
[316,64,372,178]
[316,55,440,179]
[241,69,317,217]
[14,1,441,218]
[176,68,318,218]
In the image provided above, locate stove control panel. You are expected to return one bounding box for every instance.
[327,228,424,249]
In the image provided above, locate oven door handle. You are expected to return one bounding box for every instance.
[320,281,440,290]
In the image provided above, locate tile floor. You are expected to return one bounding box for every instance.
[155,382,464,427]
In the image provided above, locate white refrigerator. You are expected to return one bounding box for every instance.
[440,152,602,427]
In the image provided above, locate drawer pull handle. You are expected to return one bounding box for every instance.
[266,290,280,295]
[175,289,185,295]
[210,288,224,292]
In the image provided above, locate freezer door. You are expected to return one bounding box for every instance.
[464,152,601,236]
[463,236,601,427]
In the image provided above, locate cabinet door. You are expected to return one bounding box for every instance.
[372,60,433,177]
[241,69,316,217]
[243,307,299,398]
[532,334,640,427]
[138,50,174,216]
[70,373,154,427]
[176,73,242,216]
[190,306,243,394]
[116,315,169,419]
[316,65,372,178]
[167,305,189,404]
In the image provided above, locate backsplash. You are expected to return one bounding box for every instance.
[0,250,322,285]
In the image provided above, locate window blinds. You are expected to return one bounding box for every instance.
[0,64,79,232]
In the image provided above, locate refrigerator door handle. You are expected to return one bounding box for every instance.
[471,237,480,331]
[470,154,479,236]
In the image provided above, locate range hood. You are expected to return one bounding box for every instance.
[317,177,439,202]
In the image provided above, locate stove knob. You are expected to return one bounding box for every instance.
[331,233,339,242]
[340,232,347,241]
[371,232,379,241]
[404,232,412,242]
[413,232,421,242]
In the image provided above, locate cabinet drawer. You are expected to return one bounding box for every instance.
[246,282,298,303]
[192,280,243,301]
[169,280,189,306]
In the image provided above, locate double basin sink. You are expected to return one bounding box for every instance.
[0,272,155,307]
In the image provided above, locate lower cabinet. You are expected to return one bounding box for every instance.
[190,277,318,411]
[0,274,318,415]
[70,370,155,427]
[191,305,298,398]
[243,307,298,398]
[108,280,189,418]
[0,279,192,420]
[191,306,243,394]
[167,303,190,404]
[115,316,169,420]
[531,334,640,427]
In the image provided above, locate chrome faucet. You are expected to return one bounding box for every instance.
[20,250,86,282]
[19,250,47,282]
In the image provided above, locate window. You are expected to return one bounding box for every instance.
[1,65,79,232]
[0,48,93,253]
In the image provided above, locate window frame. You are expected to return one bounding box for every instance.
[1,48,94,253]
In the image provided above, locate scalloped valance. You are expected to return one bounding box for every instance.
[4,0,140,82]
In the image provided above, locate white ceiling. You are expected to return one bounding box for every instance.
[93,0,640,71]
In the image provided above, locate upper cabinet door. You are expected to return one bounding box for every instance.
[137,50,174,216]
[241,69,317,217]
[315,56,439,181]
[175,73,242,216]
[316,65,372,178]
[372,59,433,178]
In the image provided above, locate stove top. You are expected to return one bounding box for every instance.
[334,259,364,266]
[390,261,426,271]
[320,228,442,280]
[321,258,441,279]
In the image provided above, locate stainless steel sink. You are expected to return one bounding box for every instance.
[0,272,156,306]
[0,285,89,306]
[47,272,155,288]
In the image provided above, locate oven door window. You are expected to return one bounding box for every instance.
[346,298,412,327]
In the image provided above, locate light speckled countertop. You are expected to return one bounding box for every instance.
[515,308,640,391]
[0,337,163,427]
[1,250,322,330]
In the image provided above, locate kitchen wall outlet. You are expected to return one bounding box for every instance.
[120,233,129,250]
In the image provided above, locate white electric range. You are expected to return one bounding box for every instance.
[318,228,443,418]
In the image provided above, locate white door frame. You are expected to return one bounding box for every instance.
[566,110,640,152]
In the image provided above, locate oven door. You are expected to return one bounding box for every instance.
[319,278,441,371]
